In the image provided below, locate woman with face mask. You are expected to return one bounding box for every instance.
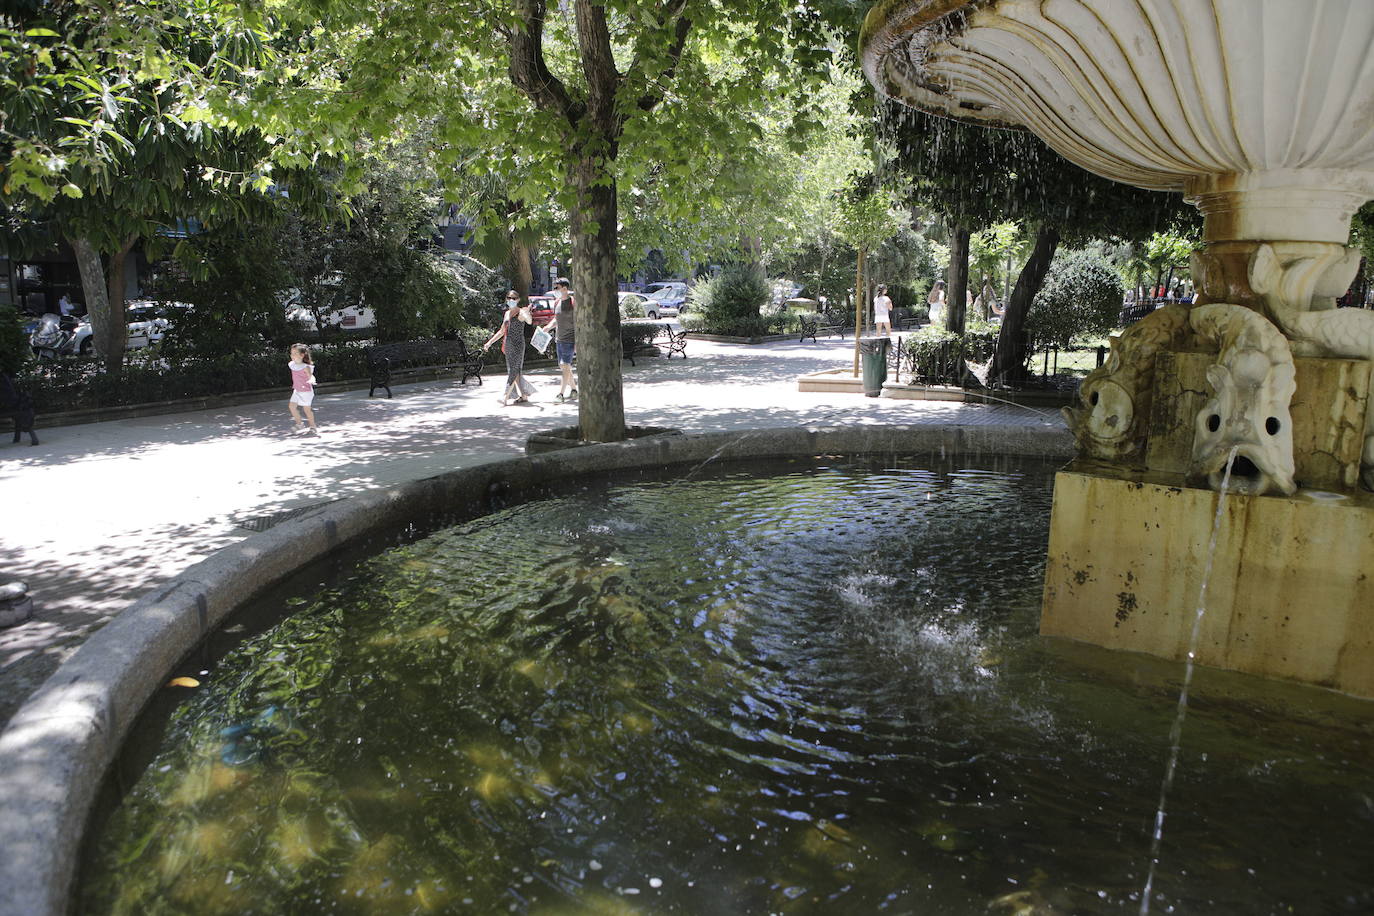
[482,290,537,406]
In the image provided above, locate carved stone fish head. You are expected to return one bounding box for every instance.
[1062,375,1139,460]
[1191,349,1297,496]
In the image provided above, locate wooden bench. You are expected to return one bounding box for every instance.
[0,372,38,446]
[366,338,484,398]
[799,314,847,343]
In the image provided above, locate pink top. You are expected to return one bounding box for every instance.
[289,360,314,392]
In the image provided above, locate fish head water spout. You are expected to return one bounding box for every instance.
[1192,352,1297,496]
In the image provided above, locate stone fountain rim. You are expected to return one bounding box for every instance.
[0,422,1072,916]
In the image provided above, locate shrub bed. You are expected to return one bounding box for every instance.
[16,330,503,414]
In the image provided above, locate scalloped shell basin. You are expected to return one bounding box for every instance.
[861,0,1374,242]
[80,457,1374,913]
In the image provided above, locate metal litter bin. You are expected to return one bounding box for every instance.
[859,336,890,397]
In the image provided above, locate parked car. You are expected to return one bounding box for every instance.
[642,286,684,319]
[643,280,687,297]
[283,282,376,332]
[122,303,172,349]
[526,295,558,326]
[618,291,650,318]
[771,280,805,306]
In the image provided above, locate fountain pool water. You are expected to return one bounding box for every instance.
[80,457,1374,914]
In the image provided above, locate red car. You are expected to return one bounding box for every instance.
[526,294,559,327]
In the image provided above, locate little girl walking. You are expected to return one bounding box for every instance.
[287,343,320,436]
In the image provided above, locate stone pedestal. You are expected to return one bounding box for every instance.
[1042,467,1374,696]
[1044,352,1374,696]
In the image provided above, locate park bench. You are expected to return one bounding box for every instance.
[0,372,38,446]
[659,325,687,359]
[367,338,484,398]
[893,307,923,331]
[799,314,847,343]
[621,325,662,366]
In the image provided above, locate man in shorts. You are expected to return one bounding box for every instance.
[548,277,578,401]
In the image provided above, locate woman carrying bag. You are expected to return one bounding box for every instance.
[482,291,537,406]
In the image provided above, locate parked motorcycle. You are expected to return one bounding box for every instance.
[29,313,80,358]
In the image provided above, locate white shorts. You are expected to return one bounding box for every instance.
[289,390,315,407]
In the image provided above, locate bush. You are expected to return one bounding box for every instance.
[685,262,769,334]
[620,325,660,353]
[151,225,296,358]
[896,324,998,385]
[16,343,373,412]
[1,306,31,375]
[682,305,803,339]
[1027,251,1125,348]
[620,296,646,319]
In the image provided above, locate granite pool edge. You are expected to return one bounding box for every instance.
[0,422,1073,916]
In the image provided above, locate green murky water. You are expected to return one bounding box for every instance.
[81,458,1374,914]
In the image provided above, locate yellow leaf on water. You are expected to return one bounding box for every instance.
[475,771,513,802]
[167,676,201,688]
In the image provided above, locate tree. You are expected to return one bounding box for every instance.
[835,180,906,372]
[1,0,303,372]
[284,1,847,441]
[1142,230,1196,298]
[1026,250,1125,347]
[878,103,1196,383]
[969,221,1026,314]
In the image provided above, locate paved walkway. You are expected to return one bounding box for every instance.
[0,335,1062,726]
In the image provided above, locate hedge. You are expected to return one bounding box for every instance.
[16,330,505,414]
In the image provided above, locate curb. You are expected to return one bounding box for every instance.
[0,422,1074,916]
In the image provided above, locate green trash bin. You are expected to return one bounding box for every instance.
[859,336,890,397]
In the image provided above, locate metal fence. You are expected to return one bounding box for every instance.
[891,333,1105,390]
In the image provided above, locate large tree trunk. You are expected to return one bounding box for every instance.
[105,233,138,365]
[70,237,122,371]
[989,224,1059,386]
[569,156,626,443]
[510,239,534,299]
[947,224,971,333]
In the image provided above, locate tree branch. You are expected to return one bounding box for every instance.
[632,0,692,115]
[572,0,618,133]
[507,0,579,124]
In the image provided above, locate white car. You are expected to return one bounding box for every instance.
[283,287,375,331]
[66,302,173,355]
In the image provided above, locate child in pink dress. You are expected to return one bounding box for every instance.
[287,344,319,436]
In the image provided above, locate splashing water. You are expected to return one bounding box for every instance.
[676,430,766,484]
[1139,445,1240,915]
[966,389,1059,420]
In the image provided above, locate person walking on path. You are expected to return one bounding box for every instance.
[873,284,894,337]
[482,297,536,406]
[927,280,946,329]
[287,343,320,436]
[547,277,578,402]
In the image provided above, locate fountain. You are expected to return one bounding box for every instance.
[862,0,1374,696]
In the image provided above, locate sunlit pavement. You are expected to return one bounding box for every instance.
[0,334,1062,725]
